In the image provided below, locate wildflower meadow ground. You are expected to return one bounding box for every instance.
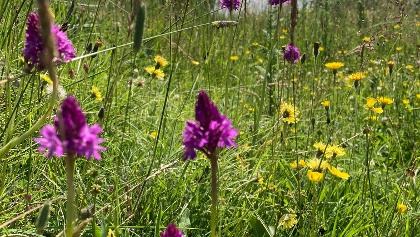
[0,0,419,236]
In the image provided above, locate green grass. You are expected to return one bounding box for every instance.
[0,0,419,236]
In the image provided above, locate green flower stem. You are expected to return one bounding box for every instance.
[210,154,218,237]
[65,155,76,237]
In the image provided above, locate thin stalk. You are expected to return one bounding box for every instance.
[365,132,379,237]
[65,155,76,237]
[210,153,218,237]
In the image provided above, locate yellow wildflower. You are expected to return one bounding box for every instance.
[327,165,350,180]
[364,97,383,114]
[325,144,345,159]
[319,46,324,51]
[402,99,409,105]
[314,142,327,156]
[321,100,330,111]
[230,55,239,61]
[290,159,306,169]
[150,132,157,138]
[348,72,365,81]
[307,170,323,182]
[363,36,371,42]
[397,204,407,214]
[91,86,102,102]
[154,55,168,68]
[280,35,286,39]
[108,229,115,237]
[40,74,53,85]
[252,42,259,46]
[325,62,344,74]
[191,60,200,65]
[396,46,403,51]
[279,213,298,229]
[377,96,393,108]
[145,66,165,80]
[245,50,251,55]
[282,29,288,33]
[279,103,299,124]
[307,158,328,171]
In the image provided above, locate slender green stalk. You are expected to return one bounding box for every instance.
[65,155,76,237]
[210,153,218,237]
[365,130,379,237]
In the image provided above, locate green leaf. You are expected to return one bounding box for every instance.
[35,202,50,231]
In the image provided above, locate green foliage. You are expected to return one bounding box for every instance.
[0,0,419,236]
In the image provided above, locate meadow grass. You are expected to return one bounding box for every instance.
[0,0,419,236]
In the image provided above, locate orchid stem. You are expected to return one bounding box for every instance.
[210,154,218,237]
[65,155,76,237]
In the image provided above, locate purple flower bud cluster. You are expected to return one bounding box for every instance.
[22,13,76,70]
[283,43,301,63]
[182,91,238,160]
[220,0,241,11]
[35,96,105,160]
[160,223,183,237]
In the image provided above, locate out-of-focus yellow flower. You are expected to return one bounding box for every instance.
[364,97,383,114]
[396,46,403,51]
[325,144,345,159]
[290,159,306,169]
[154,55,168,68]
[91,86,102,102]
[402,99,409,105]
[397,204,407,214]
[279,213,297,229]
[150,132,157,138]
[191,60,200,65]
[282,29,288,33]
[307,170,323,182]
[319,46,324,51]
[307,158,328,171]
[327,165,350,180]
[377,96,393,108]
[280,35,286,39]
[363,36,371,42]
[40,74,53,85]
[321,100,330,109]
[252,42,259,46]
[230,55,239,61]
[245,50,251,55]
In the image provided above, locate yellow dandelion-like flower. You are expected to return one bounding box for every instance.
[402,99,409,105]
[282,29,288,33]
[154,55,168,68]
[348,72,365,81]
[394,24,400,29]
[150,132,157,138]
[280,35,286,39]
[145,66,165,79]
[319,46,324,51]
[230,55,239,61]
[321,100,330,110]
[279,103,299,124]
[325,145,345,159]
[191,60,200,65]
[396,46,403,51]
[364,97,383,114]
[313,142,327,156]
[416,94,420,99]
[387,61,394,67]
[245,50,251,55]
[365,116,377,121]
[325,62,344,74]
[107,229,115,237]
[327,165,350,180]
[280,213,298,229]
[257,58,263,63]
[40,74,53,85]
[307,158,328,171]
[91,86,102,102]
[307,170,324,182]
[377,96,393,108]
[363,36,371,42]
[290,159,306,169]
[252,42,259,46]
[397,204,407,214]
[416,22,420,27]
